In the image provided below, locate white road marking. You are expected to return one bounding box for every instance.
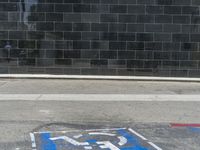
[128,128,147,141]
[128,128,163,150]
[84,146,93,149]
[97,141,120,150]
[148,142,163,150]
[73,134,83,139]
[33,128,125,134]
[88,132,116,136]
[32,127,163,150]
[30,133,36,149]
[118,136,127,146]
[50,136,89,146]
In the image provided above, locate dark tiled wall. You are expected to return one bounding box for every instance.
[0,0,200,77]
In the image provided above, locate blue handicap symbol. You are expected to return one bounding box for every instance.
[40,133,57,150]
[36,129,156,150]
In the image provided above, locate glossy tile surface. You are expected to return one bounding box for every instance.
[0,0,200,77]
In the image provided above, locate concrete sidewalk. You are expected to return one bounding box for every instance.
[0,78,200,94]
[0,78,199,100]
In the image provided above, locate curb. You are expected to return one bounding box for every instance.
[0,94,199,101]
[0,74,200,82]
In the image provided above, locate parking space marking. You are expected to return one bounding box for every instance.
[30,128,162,150]
[30,133,36,150]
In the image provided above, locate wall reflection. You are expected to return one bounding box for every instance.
[19,0,38,30]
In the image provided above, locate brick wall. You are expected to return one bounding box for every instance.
[0,0,200,77]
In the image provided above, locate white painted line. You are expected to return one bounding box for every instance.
[0,74,200,82]
[50,136,89,146]
[86,128,126,132]
[73,134,83,139]
[30,133,36,149]
[88,132,116,136]
[97,141,120,150]
[0,94,200,101]
[33,128,126,134]
[128,128,147,141]
[128,128,163,150]
[84,146,93,150]
[118,136,127,146]
[31,128,162,150]
[148,142,163,150]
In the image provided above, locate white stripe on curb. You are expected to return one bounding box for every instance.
[0,74,200,82]
[0,94,199,101]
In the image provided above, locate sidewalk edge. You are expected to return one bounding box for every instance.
[0,74,200,82]
[0,94,199,101]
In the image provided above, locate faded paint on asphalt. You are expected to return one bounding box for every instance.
[32,128,162,150]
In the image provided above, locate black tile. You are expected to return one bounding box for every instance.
[64,32,81,40]
[163,42,180,51]
[118,33,135,41]
[127,24,144,32]
[172,34,190,42]
[110,5,127,13]
[100,32,117,41]
[19,40,36,49]
[82,32,99,40]
[36,23,54,31]
[145,24,162,32]
[173,16,190,24]
[128,5,145,14]
[73,41,90,49]
[154,33,171,41]
[119,15,137,23]
[101,14,118,22]
[137,33,154,41]
[182,6,199,15]
[55,23,72,31]
[1,0,200,77]
[118,51,135,59]
[137,15,154,23]
[100,51,117,59]
[145,42,162,50]
[164,6,182,14]
[127,42,144,50]
[146,6,164,14]
[191,34,200,42]
[73,4,91,13]
[155,15,172,23]
[163,24,181,32]
[73,23,90,31]
[109,42,126,50]
[91,23,108,31]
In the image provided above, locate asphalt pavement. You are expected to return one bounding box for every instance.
[0,79,200,150]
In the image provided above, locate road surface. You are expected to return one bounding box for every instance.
[0,101,200,150]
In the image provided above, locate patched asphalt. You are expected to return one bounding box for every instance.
[0,101,200,150]
[1,122,200,150]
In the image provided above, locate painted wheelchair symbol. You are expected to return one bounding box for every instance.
[31,128,162,150]
[50,131,128,150]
